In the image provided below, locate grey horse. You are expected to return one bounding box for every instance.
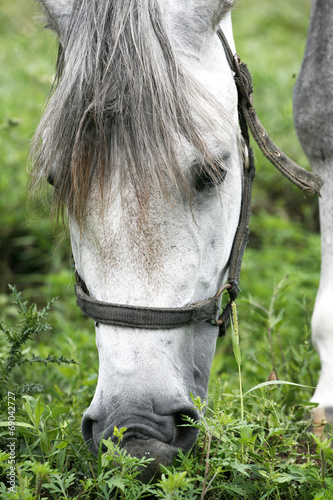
[30,0,330,481]
[294,0,333,434]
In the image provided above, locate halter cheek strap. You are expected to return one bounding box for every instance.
[73,29,322,335]
[216,28,323,195]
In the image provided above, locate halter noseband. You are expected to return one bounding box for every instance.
[73,29,323,336]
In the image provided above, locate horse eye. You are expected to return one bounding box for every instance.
[194,165,227,192]
[47,174,55,187]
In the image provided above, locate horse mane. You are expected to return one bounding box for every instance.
[30,0,234,225]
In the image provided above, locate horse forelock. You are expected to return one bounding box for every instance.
[30,0,235,225]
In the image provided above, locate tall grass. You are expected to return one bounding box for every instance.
[0,287,332,499]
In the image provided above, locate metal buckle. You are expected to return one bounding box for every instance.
[213,283,232,326]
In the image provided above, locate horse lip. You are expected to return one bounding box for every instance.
[101,421,174,446]
[92,412,176,448]
[82,408,199,457]
[121,425,173,444]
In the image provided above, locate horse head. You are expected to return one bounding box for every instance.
[32,0,243,480]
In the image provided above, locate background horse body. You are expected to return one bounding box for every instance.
[293,0,333,431]
[32,0,243,478]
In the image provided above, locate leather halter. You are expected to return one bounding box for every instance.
[73,29,323,336]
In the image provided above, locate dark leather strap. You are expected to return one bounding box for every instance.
[216,147,255,336]
[217,28,323,195]
[213,28,323,335]
[75,275,225,329]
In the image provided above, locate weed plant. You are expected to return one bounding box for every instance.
[0,286,76,416]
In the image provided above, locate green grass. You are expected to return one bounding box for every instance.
[233,0,319,231]
[0,288,332,499]
[1,0,332,498]
[0,0,67,294]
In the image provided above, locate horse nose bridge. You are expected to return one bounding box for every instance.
[93,326,198,394]
[85,323,218,425]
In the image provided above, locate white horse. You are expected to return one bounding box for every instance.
[30,0,324,480]
[31,0,243,480]
[294,0,333,433]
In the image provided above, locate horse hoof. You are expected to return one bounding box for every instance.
[311,406,333,436]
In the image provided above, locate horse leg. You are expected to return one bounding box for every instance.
[310,166,333,433]
[293,0,333,433]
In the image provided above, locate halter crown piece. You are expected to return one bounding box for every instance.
[73,29,323,336]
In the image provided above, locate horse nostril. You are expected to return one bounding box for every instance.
[82,414,121,456]
[81,415,101,455]
[82,415,92,441]
[81,415,94,441]
[173,408,200,452]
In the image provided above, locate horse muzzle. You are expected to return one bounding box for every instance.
[81,406,200,481]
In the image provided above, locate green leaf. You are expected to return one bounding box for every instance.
[275,472,299,483]
[34,396,45,428]
[244,380,314,395]
[232,342,242,367]
[230,461,252,477]
[50,406,70,418]
[55,441,69,450]
[0,421,34,429]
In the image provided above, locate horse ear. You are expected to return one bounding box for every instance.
[37,0,74,41]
